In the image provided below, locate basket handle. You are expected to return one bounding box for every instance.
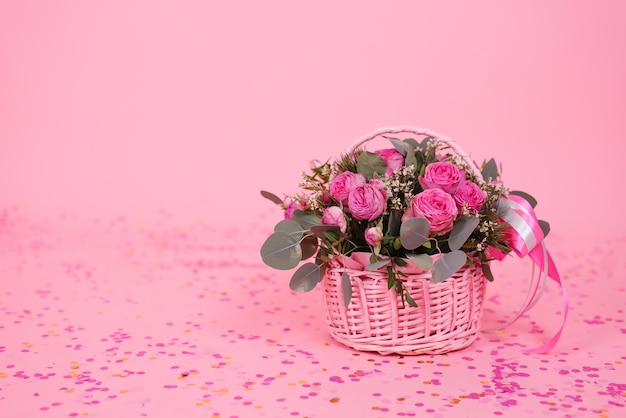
[349,125,482,181]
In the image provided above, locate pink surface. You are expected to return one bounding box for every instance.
[1,1,626,417]
[1,209,625,418]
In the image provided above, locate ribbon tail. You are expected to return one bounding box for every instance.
[482,260,543,334]
[524,243,569,354]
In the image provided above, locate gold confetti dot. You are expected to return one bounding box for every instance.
[330,397,340,403]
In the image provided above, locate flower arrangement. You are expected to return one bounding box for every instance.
[260,130,549,307]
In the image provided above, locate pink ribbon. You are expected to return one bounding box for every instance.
[487,195,569,353]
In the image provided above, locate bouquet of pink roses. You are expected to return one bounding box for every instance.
[260,126,565,355]
[259,128,545,307]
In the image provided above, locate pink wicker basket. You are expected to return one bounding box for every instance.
[322,126,488,355]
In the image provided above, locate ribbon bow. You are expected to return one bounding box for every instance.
[485,194,569,353]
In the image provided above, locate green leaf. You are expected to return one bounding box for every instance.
[274,220,306,239]
[448,216,480,251]
[394,257,407,267]
[317,261,328,282]
[431,250,467,283]
[404,144,418,172]
[387,265,395,290]
[481,158,499,180]
[292,210,322,230]
[260,232,302,270]
[420,137,432,151]
[341,271,352,307]
[482,263,495,282]
[356,151,387,180]
[367,257,391,271]
[400,217,430,250]
[300,235,319,260]
[310,225,342,239]
[385,137,409,156]
[510,190,538,208]
[404,138,420,150]
[260,190,283,205]
[395,281,403,295]
[405,290,418,307]
[408,253,433,271]
[538,219,550,238]
[289,262,322,292]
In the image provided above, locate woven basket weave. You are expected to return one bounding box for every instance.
[322,126,488,355]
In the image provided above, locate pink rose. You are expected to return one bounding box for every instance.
[321,206,347,234]
[419,161,463,194]
[454,180,486,211]
[329,172,366,205]
[348,182,388,221]
[375,148,405,176]
[284,201,297,220]
[365,226,383,246]
[404,188,458,234]
[283,197,307,220]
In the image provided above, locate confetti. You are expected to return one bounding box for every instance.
[0,209,624,417]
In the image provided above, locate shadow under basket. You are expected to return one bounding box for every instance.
[322,262,487,355]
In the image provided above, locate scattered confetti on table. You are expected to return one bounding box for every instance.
[1,207,625,417]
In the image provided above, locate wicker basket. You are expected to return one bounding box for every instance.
[322,126,488,355]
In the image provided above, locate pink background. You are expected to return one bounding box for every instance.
[2,0,625,239]
[2,2,626,418]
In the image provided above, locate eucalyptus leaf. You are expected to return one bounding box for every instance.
[341,271,352,307]
[510,190,538,208]
[385,137,409,156]
[404,144,418,172]
[260,190,283,205]
[482,158,499,180]
[274,220,306,239]
[310,225,342,240]
[289,262,322,292]
[400,217,430,250]
[317,261,328,282]
[367,257,391,271]
[356,151,387,180]
[292,210,322,230]
[404,138,420,150]
[448,216,480,251]
[300,235,319,260]
[431,250,467,283]
[482,263,495,282]
[408,253,433,271]
[420,137,432,151]
[260,232,302,270]
[538,219,550,238]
